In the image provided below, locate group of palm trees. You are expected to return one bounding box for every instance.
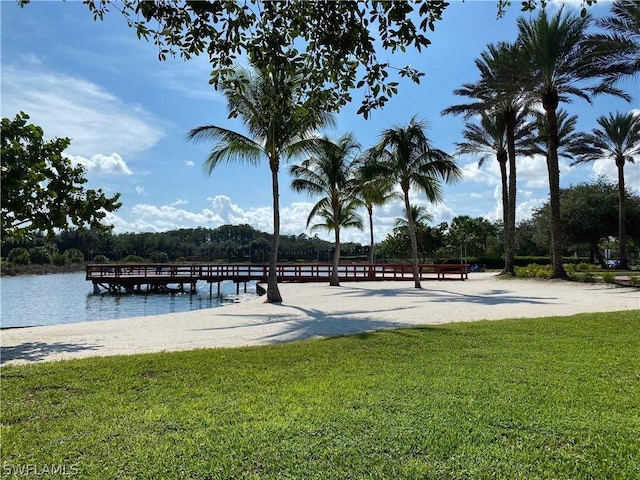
[188,2,639,303]
[444,3,639,277]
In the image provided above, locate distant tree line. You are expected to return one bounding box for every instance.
[3,178,637,269]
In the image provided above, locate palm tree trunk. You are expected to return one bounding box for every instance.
[505,118,517,275]
[331,225,341,286]
[368,204,375,264]
[544,103,567,279]
[497,152,510,275]
[266,165,283,303]
[617,160,628,270]
[404,190,421,289]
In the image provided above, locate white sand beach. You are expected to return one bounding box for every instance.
[1,273,638,366]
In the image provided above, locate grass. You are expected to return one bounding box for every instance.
[2,311,639,479]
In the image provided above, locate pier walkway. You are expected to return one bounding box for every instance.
[86,263,470,295]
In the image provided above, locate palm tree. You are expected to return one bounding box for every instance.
[571,111,640,270]
[393,205,433,230]
[369,116,462,288]
[443,42,529,275]
[391,205,438,263]
[290,133,363,286]
[585,0,640,87]
[522,109,585,165]
[456,112,513,273]
[354,155,402,263]
[516,7,631,278]
[187,66,333,302]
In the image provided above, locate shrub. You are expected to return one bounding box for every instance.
[92,254,109,263]
[8,247,30,265]
[123,255,146,263]
[514,266,530,278]
[535,265,552,278]
[628,276,640,287]
[28,246,52,265]
[149,251,169,263]
[52,253,67,266]
[579,272,596,283]
[515,264,551,279]
[64,248,85,264]
[576,262,593,272]
[601,272,616,284]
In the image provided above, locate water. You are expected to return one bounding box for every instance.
[0,272,259,328]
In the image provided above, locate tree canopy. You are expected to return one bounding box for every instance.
[1,112,122,242]
[530,179,640,266]
[27,0,593,119]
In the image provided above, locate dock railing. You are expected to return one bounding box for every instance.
[86,263,470,282]
[86,263,470,294]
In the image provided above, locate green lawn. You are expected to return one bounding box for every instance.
[2,311,639,479]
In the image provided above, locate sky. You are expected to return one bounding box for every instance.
[1,0,638,245]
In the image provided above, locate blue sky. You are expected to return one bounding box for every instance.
[2,1,638,244]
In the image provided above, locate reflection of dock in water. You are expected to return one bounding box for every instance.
[86,263,470,295]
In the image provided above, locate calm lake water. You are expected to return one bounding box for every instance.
[0,272,259,328]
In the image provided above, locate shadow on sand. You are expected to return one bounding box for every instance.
[194,283,557,345]
[1,341,101,366]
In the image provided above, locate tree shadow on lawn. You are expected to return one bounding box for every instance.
[1,341,101,366]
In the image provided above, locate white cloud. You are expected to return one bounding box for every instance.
[517,155,549,189]
[590,160,640,194]
[1,59,165,158]
[184,160,195,167]
[68,153,132,175]
[106,194,394,244]
[459,157,500,187]
[135,185,147,196]
[131,204,223,226]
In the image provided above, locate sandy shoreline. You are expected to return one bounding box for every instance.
[1,273,638,366]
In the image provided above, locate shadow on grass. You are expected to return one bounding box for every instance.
[1,341,101,366]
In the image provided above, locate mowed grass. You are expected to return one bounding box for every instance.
[2,311,639,479]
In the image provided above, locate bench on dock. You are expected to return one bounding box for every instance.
[432,263,469,281]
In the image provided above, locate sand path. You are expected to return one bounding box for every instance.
[1,273,638,365]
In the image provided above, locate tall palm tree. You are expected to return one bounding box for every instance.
[354,155,402,263]
[443,42,529,275]
[187,66,333,302]
[516,7,631,278]
[290,133,362,286]
[454,112,512,269]
[571,111,640,270]
[369,116,462,288]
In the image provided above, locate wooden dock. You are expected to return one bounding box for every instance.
[86,263,470,295]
